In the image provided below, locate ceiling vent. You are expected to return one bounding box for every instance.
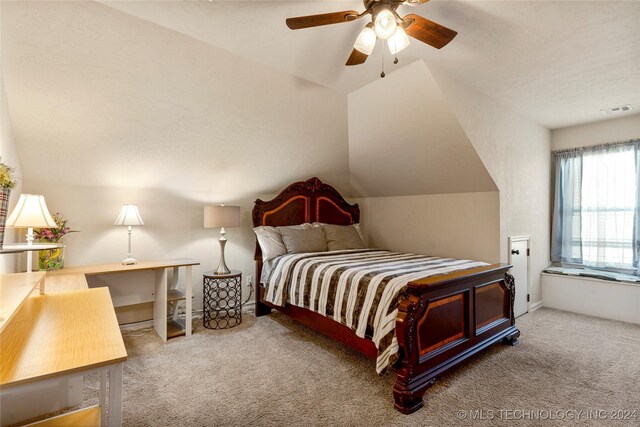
[601,104,633,116]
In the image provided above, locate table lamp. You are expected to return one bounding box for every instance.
[204,204,240,274]
[6,194,57,273]
[114,204,144,265]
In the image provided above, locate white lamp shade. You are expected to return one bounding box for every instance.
[374,9,397,40]
[388,27,410,54]
[204,205,240,228]
[354,24,377,55]
[114,204,145,226]
[6,194,56,228]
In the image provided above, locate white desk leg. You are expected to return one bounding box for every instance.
[26,251,33,273]
[170,267,179,290]
[186,266,192,336]
[108,363,123,427]
[171,267,179,321]
[100,369,107,427]
[154,269,168,342]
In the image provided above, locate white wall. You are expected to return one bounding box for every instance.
[428,63,551,305]
[551,113,640,150]
[0,66,23,274]
[4,1,350,307]
[348,61,496,198]
[542,274,639,324]
[355,192,500,263]
[348,60,500,273]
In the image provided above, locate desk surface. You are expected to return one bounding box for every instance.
[47,258,199,276]
[0,287,127,387]
[0,272,46,333]
[44,273,89,293]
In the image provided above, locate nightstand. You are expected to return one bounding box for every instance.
[202,270,242,329]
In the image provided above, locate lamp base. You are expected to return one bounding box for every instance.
[215,234,230,275]
[122,257,138,265]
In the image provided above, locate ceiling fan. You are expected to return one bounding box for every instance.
[285,0,458,67]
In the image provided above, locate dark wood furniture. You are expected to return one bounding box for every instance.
[253,177,520,414]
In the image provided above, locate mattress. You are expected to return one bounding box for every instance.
[265,249,487,373]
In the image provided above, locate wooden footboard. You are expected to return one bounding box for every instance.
[393,263,520,414]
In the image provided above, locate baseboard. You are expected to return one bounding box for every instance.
[529,300,543,312]
[243,300,256,312]
[119,319,154,331]
[118,308,248,333]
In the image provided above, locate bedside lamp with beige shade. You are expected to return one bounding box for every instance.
[6,194,57,273]
[115,204,145,265]
[204,205,240,274]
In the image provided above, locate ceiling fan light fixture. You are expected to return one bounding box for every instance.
[374,9,397,40]
[388,27,410,54]
[354,24,377,55]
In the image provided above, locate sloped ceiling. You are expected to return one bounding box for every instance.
[1,0,637,199]
[98,0,640,129]
[1,0,350,197]
[349,60,496,197]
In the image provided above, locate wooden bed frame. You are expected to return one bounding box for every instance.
[252,177,520,414]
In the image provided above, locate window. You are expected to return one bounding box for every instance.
[551,139,639,272]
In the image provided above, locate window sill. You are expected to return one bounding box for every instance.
[543,266,639,287]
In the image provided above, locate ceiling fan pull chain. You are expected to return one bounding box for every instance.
[380,44,385,78]
[393,37,399,64]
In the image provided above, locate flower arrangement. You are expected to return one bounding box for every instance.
[0,162,16,189]
[34,212,78,243]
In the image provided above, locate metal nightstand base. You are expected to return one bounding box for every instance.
[203,271,242,330]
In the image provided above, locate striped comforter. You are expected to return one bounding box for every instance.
[265,249,488,373]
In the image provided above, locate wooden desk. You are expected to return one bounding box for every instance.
[0,272,45,333]
[47,259,199,341]
[0,287,127,426]
[43,273,88,293]
[47,259,199,276]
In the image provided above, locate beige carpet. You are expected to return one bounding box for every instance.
[45,308,640,426]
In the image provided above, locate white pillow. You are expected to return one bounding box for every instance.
[312,222,365,246]
[254,223,312,262]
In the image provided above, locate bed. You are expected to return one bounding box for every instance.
[252,177,520,414]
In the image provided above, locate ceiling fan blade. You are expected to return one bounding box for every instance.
[286,10,360,30]
[346,49,369,66]
[405,0,431,4]
[403,14,457,49]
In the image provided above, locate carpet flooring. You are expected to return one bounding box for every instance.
[40,308,640,426]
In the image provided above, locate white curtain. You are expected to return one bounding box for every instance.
[551,139,640,272]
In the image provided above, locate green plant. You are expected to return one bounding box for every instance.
[0,162,16,189]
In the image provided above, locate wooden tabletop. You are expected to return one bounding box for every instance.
[44,273,89,293]
[46,258,200,276]
[0,272,46,333]
[0,287,127,387]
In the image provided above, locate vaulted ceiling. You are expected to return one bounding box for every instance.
[349,60,497,197]
[96,0,640,129]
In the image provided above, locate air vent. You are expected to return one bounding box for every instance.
[601,104,633,116]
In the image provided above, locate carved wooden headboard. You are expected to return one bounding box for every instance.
[252,177,360,265]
